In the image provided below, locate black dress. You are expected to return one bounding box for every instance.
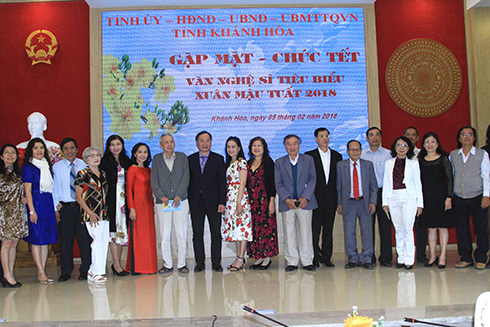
[419,155,454,228]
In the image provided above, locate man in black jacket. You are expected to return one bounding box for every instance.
[306,128,342,267]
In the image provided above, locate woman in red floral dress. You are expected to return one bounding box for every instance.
[246,137,278,270]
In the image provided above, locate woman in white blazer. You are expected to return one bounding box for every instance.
[382,136,423,270]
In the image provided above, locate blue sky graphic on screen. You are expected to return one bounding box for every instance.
[102,7,368,160]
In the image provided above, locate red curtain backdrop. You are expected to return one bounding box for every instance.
[0,1,91,151]
[375,0,471,245]
[0,1,91,257]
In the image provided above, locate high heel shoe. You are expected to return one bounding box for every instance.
[228,256,245,272]
[438,258,446,269]
[424,256,439,267]
[258,259,272,270]
[1,278,21,288]
[111,264,129,276]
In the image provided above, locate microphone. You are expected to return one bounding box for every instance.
[243,306,289,327]
[404,317,455,327]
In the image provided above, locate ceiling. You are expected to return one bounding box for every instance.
[467,0,490,8]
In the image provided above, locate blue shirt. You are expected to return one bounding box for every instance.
[53,157,87,208]
[361,146,392,188]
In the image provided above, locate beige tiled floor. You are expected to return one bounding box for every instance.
[0,250,486,324]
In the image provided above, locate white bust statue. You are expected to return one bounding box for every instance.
[17,112,62,163]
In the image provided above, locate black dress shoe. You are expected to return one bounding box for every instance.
[395,263,405,269]
[418,258,429,265]
[323,260,335,268]
[303,265,316,271]
[58,273,70,282]
[194,263,205,272]
[379,261,392,267]
[78,272,88,281]
[437,264,446,269]
[404,264,414,270]
[212,264,223,272]
[344,262,357,269]
[285,265,297,272]
[313,260,320,268]
[363,263,374,270]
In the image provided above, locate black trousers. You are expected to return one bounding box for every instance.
[415,214,428,262]
[372,188,393,263]
[191,197,222,265]
[58,203,91,274]
[312,205,336,263]
[453,195,489,263]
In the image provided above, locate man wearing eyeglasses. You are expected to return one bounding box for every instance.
[336,140,377,269]
[450,126,490,270]
[305,128,342,268]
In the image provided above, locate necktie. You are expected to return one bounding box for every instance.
[70,162,77,200]
[200,156,206,173]
[353,162,359,199]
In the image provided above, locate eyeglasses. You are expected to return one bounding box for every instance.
[396,144,409,148]
[87,154,101,159]
[348,148,361,152]
[317,134,330,139]
[460,133,474,137]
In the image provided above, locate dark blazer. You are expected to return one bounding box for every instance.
[99,155,131,232]
[336,158,378,213]
[305,148,343,208]
[275,154,318,212]
[247,156,276,201]
[187,151,227,211]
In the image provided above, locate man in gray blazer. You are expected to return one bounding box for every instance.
[336,140,378,269]
[151,133,190,273]
[275,134,317,272]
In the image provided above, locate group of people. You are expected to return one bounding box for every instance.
[0,119,489,287]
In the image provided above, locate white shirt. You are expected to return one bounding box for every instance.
[360,146,392,188]
[289,154,299,166]
[318,147,331,185]
[349,158,363,198]
[164,152,176,172]
[456,146,490,197]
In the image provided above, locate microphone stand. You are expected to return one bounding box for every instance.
[243,306,289,327]
[404,317,455,327]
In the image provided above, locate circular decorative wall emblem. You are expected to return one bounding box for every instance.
[385,38,462,118]
[25,29,58,65]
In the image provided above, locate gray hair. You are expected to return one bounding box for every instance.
[82,146,101,163]
[159,133,174,142]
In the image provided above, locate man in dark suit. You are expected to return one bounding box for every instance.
[305,128,342,267]
[336,140,378,269]
[188,131,227,272]
[275,134,318,272]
